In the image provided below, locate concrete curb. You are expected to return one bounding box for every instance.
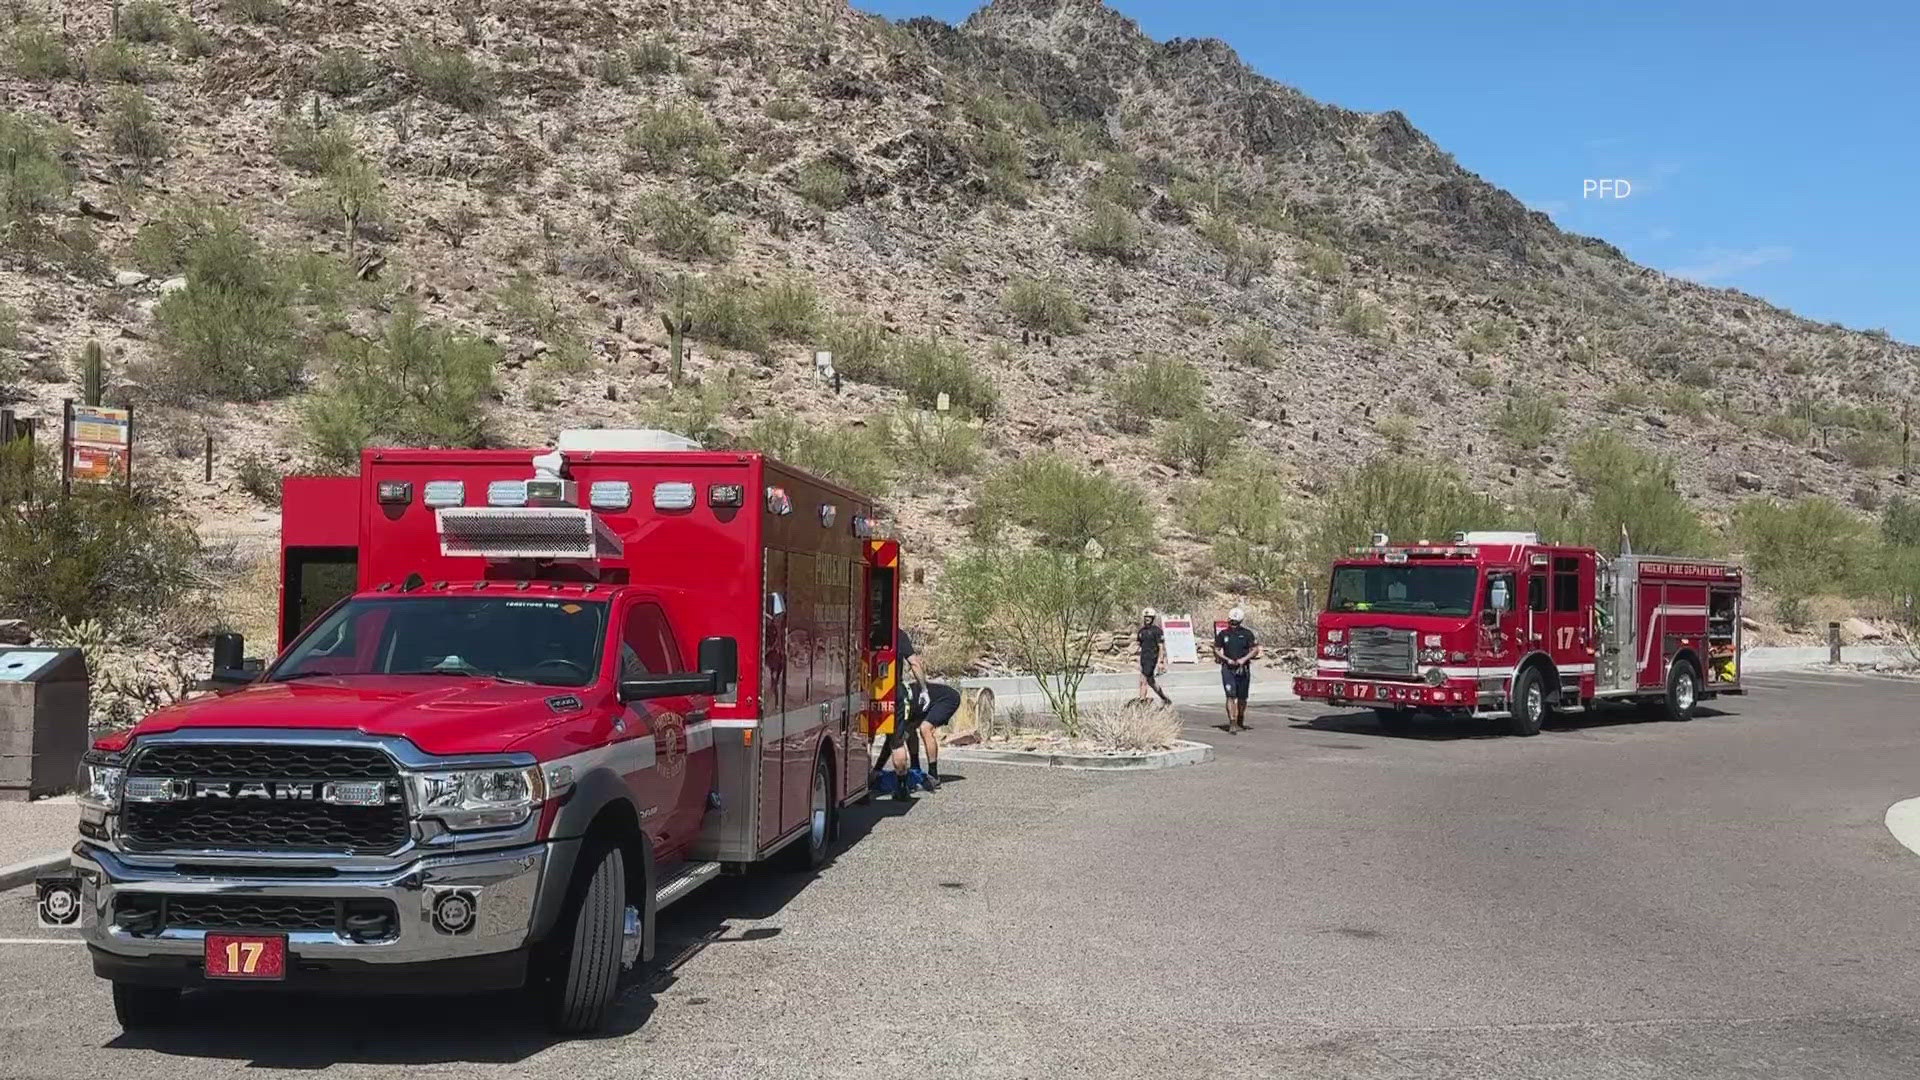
[942,739,1215,772]
[0,852,70,893]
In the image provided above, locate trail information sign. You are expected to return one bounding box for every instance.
[1162,614,1198,664]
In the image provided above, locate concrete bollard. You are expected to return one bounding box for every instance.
[1828,622,1842,664]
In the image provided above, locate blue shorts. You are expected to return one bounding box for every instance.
[1221,665,1251,700]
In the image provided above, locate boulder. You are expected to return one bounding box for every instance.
[1734,471,1764,491]
[0,619,31,645]
[158,275,189,295]
[113,270,150,288]
[1842,617,1884,642]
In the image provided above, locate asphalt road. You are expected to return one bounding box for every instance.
[2,670,1918,1078]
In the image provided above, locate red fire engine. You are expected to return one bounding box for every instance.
[63,430,905,1032]
[1292,531,1745,735]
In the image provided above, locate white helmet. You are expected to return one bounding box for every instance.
[1142,606,1157,619]
[1228,607,1246,623]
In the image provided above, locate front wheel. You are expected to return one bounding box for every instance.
[543,845,626,1034]
[1663,659,1700,722]
[1506,667,1546,736]
[111,982,180,1030]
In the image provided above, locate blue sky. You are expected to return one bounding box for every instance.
[856,0,1919,344]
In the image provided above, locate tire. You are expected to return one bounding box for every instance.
[781,752,835,872]
[1663,659,1700,722]
[1506,666,1546,737]
[111,982,180,1030]
[544,845,626,1035]
[1373,707,1412,734]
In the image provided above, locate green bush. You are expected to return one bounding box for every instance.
[87,40,151,83]
[154,284,301,401]
[0,302,19,349]
[1,110,74,221]
[302,307,498,470]
[631,192,734,261]
[1759,412,1812,445]
[746,413,892,495]
[1517,432,1714,556]
[1494,390,1558,453]
[401,41,492,111]
[1376,415,1418,452]
[1338,298,1386,338]
[234,452,284,506]
[796,159,849,210]
[130,205,262,288]
[1003,277,1083,334]
[5,25,75,80]
[105,89,167,169]
[889,336,997,417]
[893,410,982,479]
[0,455,202,628]
[275,119,358,175]
[119,1,175,43]
[1226,325,1275,368]
[1158,411,1243,474]
[1735,497,1877,600]
[820,318,890,378]
[638,377,736,448]
[1884,496,1920,548]
[174,19,218,59]
[974,453,1150,554]
[764,98,811,122]
[1070,201,1147,264]
[1604,384,1649,412]
[753,277,819,341]
[1109,356,1204,420]
[688,277,771,354]
[1198,215,1275,284]
[1302,245,1343,282]
[223,0,288,24]
[623,103,723,173]
[1463,367,1496,390]
[1303,456,1502,569]
[629,38,679,76]
[1183,452,1295,594]
[313,48,377,96]
[1460,319,1512,354]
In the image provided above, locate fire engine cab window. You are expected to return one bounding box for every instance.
[1328,564,1478,617]
[1553,557,1580,612]
[271,597,608,687]
[1529,574,1547,613]
[621,602,683,679]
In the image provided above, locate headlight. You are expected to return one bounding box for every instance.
[1322,642,1348,659]
[79,754,125,811]
[1424,667,1448,686]
[412,766,546,831]
[1419,647,1446,664]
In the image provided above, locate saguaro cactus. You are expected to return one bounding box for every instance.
[661,276,693,386]
[80,341,105,406]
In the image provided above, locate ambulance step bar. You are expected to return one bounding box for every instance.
[655,860,723,910]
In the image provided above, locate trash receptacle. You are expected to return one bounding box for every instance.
[0,648,90,802]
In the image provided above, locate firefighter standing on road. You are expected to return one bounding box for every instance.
[1137,608,1172,705]
[1215,608,1261,733]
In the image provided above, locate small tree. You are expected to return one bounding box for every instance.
[302,307,498,470]
[974,454,1151,555]
[942,546,1148,734]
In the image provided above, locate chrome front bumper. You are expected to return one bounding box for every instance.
[73,841,546,965]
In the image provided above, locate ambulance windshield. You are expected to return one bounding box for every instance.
[1329,564,1480,617]
[270,596,609,687]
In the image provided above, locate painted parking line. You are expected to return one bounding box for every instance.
[1886,798,1920,858]
[0,939,85,946]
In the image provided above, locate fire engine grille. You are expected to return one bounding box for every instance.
[122,743,408,855]
[115,893,398,934]
[1347,627,1416,677]
[436,506,623,560]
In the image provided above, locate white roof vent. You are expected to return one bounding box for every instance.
[556,429,701,453]
[1456,531,1539,546]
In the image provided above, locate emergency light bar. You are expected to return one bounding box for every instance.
[436,507,624,561]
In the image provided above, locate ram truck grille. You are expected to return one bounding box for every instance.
[121,743,409,855]
[1347,627,1417,677]
[115,893,398,934]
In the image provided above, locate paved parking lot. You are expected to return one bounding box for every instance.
[2,670,1918,1077]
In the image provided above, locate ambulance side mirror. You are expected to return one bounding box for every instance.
[697,636,738,691]
[206,632,262,690]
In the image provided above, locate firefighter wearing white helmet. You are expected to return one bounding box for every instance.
[1214,607,1261,733]
[1136,607,1171,705]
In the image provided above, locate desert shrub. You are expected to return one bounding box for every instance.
[1838,433,1899,469]
[1338,297,1386,337]
[1199,215,1275,284]
[1494,390,1558,453]
[1375,414,1418,452]
[1157,411,1243,474]
[1463,367,1496,390]
[941,546,1151,730]
[223,0,287,25]
[1302,244,1343,282]
[87,40,151,83]
[1303,456,1502,568]
[131,205,253,282]
[764,98,811,122]
[1078,699,1183,751]
[0,456,202,628]
[688,277,771,354]
[746,413,892,495]
[1759,412,1812,445]
[1003,277,1083,334]
[1604,384,1649,412]
[631,191,734,261]
[400,40,492,111]
[1668,386,1708,419]
[796,159,849,209]
[276,120,358,175]
[638,377,737,448]
[629,38,679,75]
[5,24,75,80]
[174,19,218,59]
[1226,324,1275,368]
[233,452,284,506]
[0,303,19,349]
[105,88,168,170]
[754,277,819,340]
[119,2,175,43]
[623,103,722,173]
[1070,200,1147,264]
[1515,433,1714,556]
[313,48,377,96]
[1460,319,1513,354]
[974,453,1150,554]
[1109,356,1204,420]
[887,336,996,417]
[1,111,73,224]
[1884,496,1920,549]
[302,307,497,470]
[893,410,982,479]
[306,148,385,243]
[821,317,890,377]
[1734,497,1877,600]
[594,50,632,87]
[1184,453,1295,594]
[143,210,301,400]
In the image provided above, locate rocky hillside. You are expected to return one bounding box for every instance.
[1,0,1915,675]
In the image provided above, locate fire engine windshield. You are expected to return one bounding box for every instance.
[269,596,609,687]
[1329,564,1480,617]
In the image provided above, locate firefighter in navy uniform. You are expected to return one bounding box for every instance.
[1214,608,1261,733]
[873,627,936,799]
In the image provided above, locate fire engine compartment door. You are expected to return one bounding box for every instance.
[862,541,901,737]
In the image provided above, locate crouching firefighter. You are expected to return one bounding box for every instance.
[872,627,939,799]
